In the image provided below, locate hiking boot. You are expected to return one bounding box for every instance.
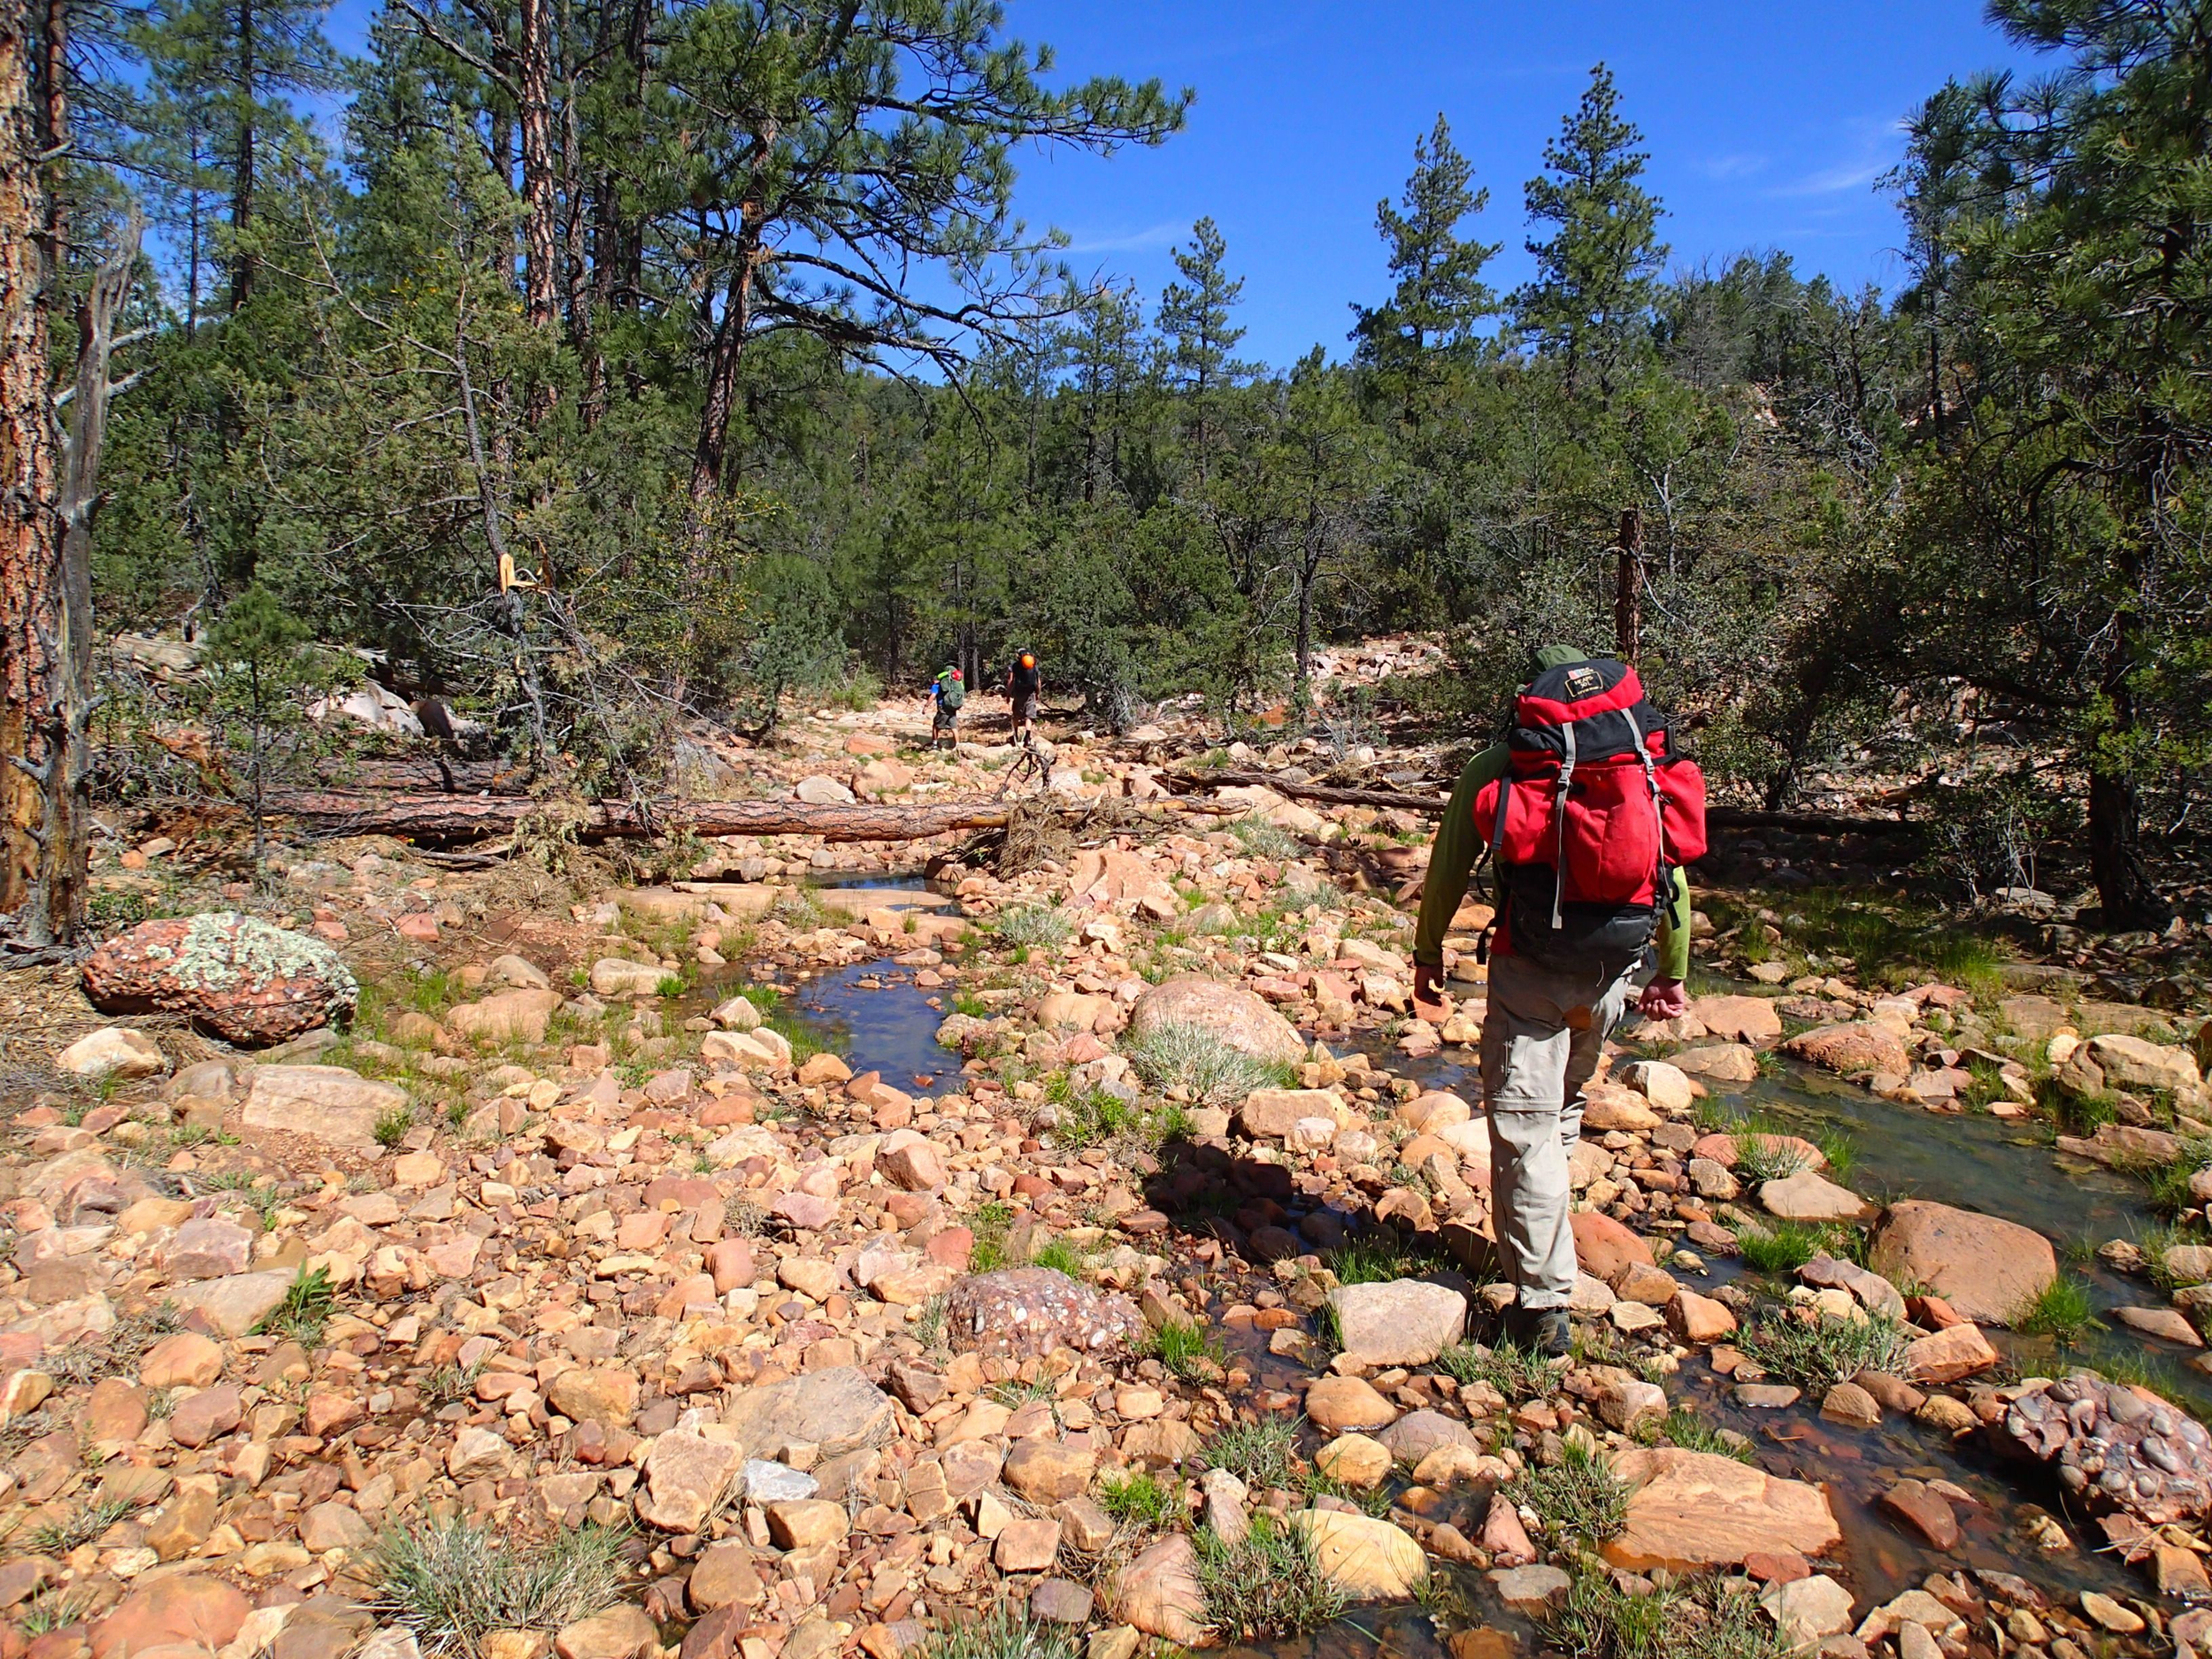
[1505,1304,1573,1357]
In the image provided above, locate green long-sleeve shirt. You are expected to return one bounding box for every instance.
[1412,742,1692,981]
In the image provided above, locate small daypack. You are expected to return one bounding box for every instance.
[1473,657,1708,977]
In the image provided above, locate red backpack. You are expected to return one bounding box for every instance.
[1473,658,1707,977]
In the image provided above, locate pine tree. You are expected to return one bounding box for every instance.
[1157,215,1248,480]
[1515,64,1668,397]
[1350,114,1499,412]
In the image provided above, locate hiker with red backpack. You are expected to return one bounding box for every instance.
[1411,647,1707,1356]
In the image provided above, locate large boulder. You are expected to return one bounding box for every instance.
[1291,1511,1427,1600]
[719,1366,896,1463]
[82,913,357,1046]
[1692,995,1785,1045]
[445,987,563,1044]
[1783,1022,1912,1078]
[941,1268,1144,1360]
[1327,1279,1467,1366]
[241,1065,407,1151]
[2059,1033,2201,1099]
[1601,1448,1841,1573]
[1868,1200,2056,1328]
[1108,1534,1206,1644]
[1127,976,1305,1064]
[1760,1171,1872,1224]
[1571,1212,1654,1282]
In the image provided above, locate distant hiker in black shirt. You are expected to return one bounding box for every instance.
[1007,651,1042,741]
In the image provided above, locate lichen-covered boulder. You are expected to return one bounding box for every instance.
[83,913,357,1046]
[941,1267,1144,1359]
[1993,1372,2212,1525]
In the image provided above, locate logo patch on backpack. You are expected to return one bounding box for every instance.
[1563,665,1605,700]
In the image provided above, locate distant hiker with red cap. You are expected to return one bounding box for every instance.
[1410,646,1706,1356]
[1006,650,1042,742]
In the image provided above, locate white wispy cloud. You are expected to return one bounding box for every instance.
[1703,153,1769,181]
[1064,220,1189,254]
[1766,117,1908,198]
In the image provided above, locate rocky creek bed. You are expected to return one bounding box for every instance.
[9,695,2212,1659]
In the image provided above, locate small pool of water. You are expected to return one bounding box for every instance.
[782,957,953,1089]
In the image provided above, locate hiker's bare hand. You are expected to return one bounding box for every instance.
[1639,978,1689,1018]
[1412,962,1451,1024]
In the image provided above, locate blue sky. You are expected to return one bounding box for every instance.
[319,0,2044,369]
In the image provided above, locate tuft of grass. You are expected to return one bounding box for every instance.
[1641,1406,1754,1463]
[1202,1416,1299,1492]
[47,1303,180,1386]
[1546,1568,1679,1659]
[1147,1317,1226,1381]
[911,1605,1079,1659]
[27,1495,134,1554]
[2015,1276,2104,1345]
[16,1589,88,1638]
[1512,1436,1628,1544]
[992,904,1073,951]
[967,1198,1016,1272]
[1732,1117,1811,1183]
[1437,1339,1558,1402]
[1099,1468,1180,1530]
[373,1106,414,1149]
[1124,1021,1291,1109]
[257,1264,337,1348]
[1027,1237,1090,1279]
[1738,1306,1911,1390]
[1736,1220,1849,1276]
[367,1517,630,1655]
[1194,1513,1348,1641]
[1814,1126,1859,1185]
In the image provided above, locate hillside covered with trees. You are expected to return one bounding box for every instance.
[4,0,2211,947]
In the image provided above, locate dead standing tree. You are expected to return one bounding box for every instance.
[1,0,144,953]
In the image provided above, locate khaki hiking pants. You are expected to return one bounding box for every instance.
[1480,950,1639,1310]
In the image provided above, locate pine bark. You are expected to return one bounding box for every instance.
[264,791,1014,844]
[0,11,65,935]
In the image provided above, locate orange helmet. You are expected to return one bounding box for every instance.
[1020,653,1035,669]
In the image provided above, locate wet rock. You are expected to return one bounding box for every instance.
[942,1268,1143,1359]
[1601,1448,1841,1573]
[1108,1535,1206,1644]
[83,913,357,1044]
[1869,1201,2056,1328]
[242,1064,408,1151]
[1316,1432,1393,1488]
[57,1026,165,1080]
[1995,1372,2212,1525]
[1126,976,1305,1064]
[1294,1511,1427,1599]
[2080,1592,2147,1634]
[1305,1374,1398,1432]
[2114,1305,2203,1346]
[1878,1479,1960,1549]
[1327,1279,1466,1365]
[1379,1409,1480,1464]
[1480,1494,1536,1566]
[1820,1382,1881,1430]
[1783,1022,1912,1077]
[1489,1564,1571,1615]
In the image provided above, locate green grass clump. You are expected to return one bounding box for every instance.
[911,1608,1079,1659]
[1436,1339,1558,1402]
[2014,1276,2104,1345]
[1512,1436,1628,1544]
[1194,1514,1349,1641]
[1228,817,1305,863]
[1027,1237,1090,1279]
[1732,1111,1811,1182]
[257,1264,338,1348]
[1124,1021,1291,1108]
[368,1517,630,1655]
[1202,1416,1299,1492]
[1640,1406,1754,1463]
[1325,1233,1421,1286]
[1546,1573,1790,1659]
[967,1199,1016,1272]
[373,1106,414,1149]
[1147,1317,1226,1380]
[1736,1220,1845,1276]
[1814,1126,1859,1184]
[1098,1468,1180,1530]
[1737,1307,1911,1390]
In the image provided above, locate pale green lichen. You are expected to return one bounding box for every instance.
[165,912,358,1018]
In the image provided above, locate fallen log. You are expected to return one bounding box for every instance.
[1161,768,1919,836]
[266,790,1014,844]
